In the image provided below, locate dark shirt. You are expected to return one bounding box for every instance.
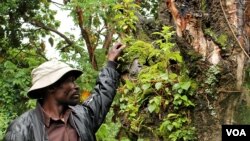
[38,104,79,141]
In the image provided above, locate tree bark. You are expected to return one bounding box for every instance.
[156,0,250,140]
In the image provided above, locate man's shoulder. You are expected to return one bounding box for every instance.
[70,104,92,117]
[6,109,34,132]
[4,110,35,141]
[70,104,86,114]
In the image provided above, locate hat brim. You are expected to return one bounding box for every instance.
[27,68,82,99]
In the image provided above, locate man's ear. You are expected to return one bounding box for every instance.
[36,87,50,100]
[47,87,57,94]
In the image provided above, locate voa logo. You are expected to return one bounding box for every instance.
[226,129,246,136]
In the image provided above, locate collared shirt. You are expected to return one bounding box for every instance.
[38,104,79,141]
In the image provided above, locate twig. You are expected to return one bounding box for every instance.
[50,0,64,7]
[13,49,23,59]
[204,94,210,108]
[12,44,30,59]
[94,26,105,49]
[219,0,250,59]
[217,90,242,93]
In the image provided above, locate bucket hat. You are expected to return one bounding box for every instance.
[27,60,82,99]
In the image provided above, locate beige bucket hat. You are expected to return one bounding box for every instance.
[27,60,82,99]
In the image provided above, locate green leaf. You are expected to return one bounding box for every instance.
[174,94,181,100]
[173,121,181,128]
[124,0,133,3]
[165,88,171,95]
[113,4,123,10]
[167,113,178,118]
[153,96,162,104]
[142,83,151,91]
[48,37,54,47]
[130,113,136,117]
[180,81,191,90]
[148,96,162,113]
[124,89,129,94]
[169,52,183,62]
[181,95,188,101]
[177,100,182,105]
[134,87,141,93]
[4,61,16,69]
[167,124,174,131]
[155,82,163,90]
[148,104,156,113]
[169,73,177,80]
[176,53,183,62]
[152,32,164,37]
[164,100,169,106]
[173,83,180,90]
[125,80,134,90]
[178,89,183,94]
[159,120,170,132]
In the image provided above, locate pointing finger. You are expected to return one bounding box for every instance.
[114,42,123,49]
[118,45,126,51]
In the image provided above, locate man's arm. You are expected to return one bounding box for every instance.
[4,114,30,141]
[4,130,25,141]
[83,61,120,132]
[82,43,125,132]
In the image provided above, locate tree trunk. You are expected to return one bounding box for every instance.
[155,0,250,140]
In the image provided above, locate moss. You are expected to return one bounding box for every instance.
[201,0,207,11]
[234,100,250,124]
[204,28,216,38]
[204,28,228,49]
[217,34,228,47]
[136,31,151,41]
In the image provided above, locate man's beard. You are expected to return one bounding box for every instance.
[59,99,79,106]
[59,91,80,106]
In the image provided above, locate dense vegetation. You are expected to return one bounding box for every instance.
[1,0,250,141]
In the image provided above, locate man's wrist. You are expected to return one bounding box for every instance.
[107,61,118,70]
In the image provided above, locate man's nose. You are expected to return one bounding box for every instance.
[73,83,80,91]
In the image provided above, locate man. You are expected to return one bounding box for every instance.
[4,43,126,141]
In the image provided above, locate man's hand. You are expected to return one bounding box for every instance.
[108,42,126,62]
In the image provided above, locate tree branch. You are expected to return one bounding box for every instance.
[102,18,114,52]
[102,28,114,50]
[75,7,92,49]
[49,0,64,6]
[75,6,98,70]
[28,20,74,50]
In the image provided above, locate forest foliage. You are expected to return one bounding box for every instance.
[1,0,246,140]
[114,26,196,140]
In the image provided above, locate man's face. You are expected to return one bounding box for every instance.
[52,75,80,106]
